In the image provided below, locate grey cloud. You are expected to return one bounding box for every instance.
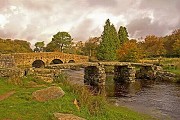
[70,18,94,41]
[127,17,170,38]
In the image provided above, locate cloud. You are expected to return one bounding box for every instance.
[127,17,169,38]
[0,0,179,46]
[126,0,180,38]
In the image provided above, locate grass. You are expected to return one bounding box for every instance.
[0,75,153,120]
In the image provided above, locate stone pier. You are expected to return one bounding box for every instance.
[84,65,106,94]
[114,65,136,82]
[136,65,156,80]
[84,63,136,93]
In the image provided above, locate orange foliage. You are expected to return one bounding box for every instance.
[117,40,143,62]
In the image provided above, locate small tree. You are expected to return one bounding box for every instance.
[34,41,45,52]
[118,26,129,45]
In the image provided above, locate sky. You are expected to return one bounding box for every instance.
[0,0,179,46]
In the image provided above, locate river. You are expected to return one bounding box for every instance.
[64,69,180,120]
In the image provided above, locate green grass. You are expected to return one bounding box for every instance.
[0,76,153,120]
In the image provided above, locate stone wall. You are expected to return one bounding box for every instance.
[0,68,24,77]
[0,54,15,68]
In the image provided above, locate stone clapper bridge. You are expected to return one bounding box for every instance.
[0,52,157,92]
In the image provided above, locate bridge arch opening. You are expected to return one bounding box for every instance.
[50,59,63,64]
[68,60,75,63]
[32,60,45,68]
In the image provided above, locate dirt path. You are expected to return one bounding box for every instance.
[0,91,16,101]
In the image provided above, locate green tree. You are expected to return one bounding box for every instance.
[50,31,72,52]
[34,41,45,52]
[118,26,129,45]
[0,38,32,53]
[97,19,118,61]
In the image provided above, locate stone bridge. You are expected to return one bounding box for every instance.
[47,62,158,93]
[0,52,89,68]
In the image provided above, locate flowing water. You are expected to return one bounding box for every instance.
[65,69,180,120]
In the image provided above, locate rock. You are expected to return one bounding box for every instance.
[156,71,177,82]
[53,113,86,120]
[32,86,65,102]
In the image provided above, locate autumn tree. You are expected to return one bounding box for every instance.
[118,26,129,45]
[47,32,72,52]
[143,35,166,57]
[83,37,100,57]
[163,29,180,57]
[97,19,118,61]
[34,41,45,52]
[117,40,143,62]
[74,41,84,55]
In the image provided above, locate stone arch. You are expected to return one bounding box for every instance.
[32,60,45,68]
[50,59,63,64]
[68,60,75,63]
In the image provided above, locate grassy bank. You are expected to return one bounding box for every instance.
[0,75,153,120]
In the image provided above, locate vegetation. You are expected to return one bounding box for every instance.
[0,76,152,120]
[117,40,143,62]
[118,26,129,45]
[0,38,32,53]
[34,41,45,52]
[97,19,119,61]
[46,32,72,53]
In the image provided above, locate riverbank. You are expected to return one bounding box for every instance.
[0,76,153,120]
[141,58,180,82]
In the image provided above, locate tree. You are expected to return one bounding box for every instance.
[118,26,129,45]
[83,37,100,57]
[173,39,180,57]
[143,35,166,57]
[34,41,45,52]
[163,29,180,57]
[117,40,143,62]
[97,19,118,61]
[0,38,32,53]
[50,31,72,52]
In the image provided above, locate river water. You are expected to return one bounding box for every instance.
[65,69,180,120]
